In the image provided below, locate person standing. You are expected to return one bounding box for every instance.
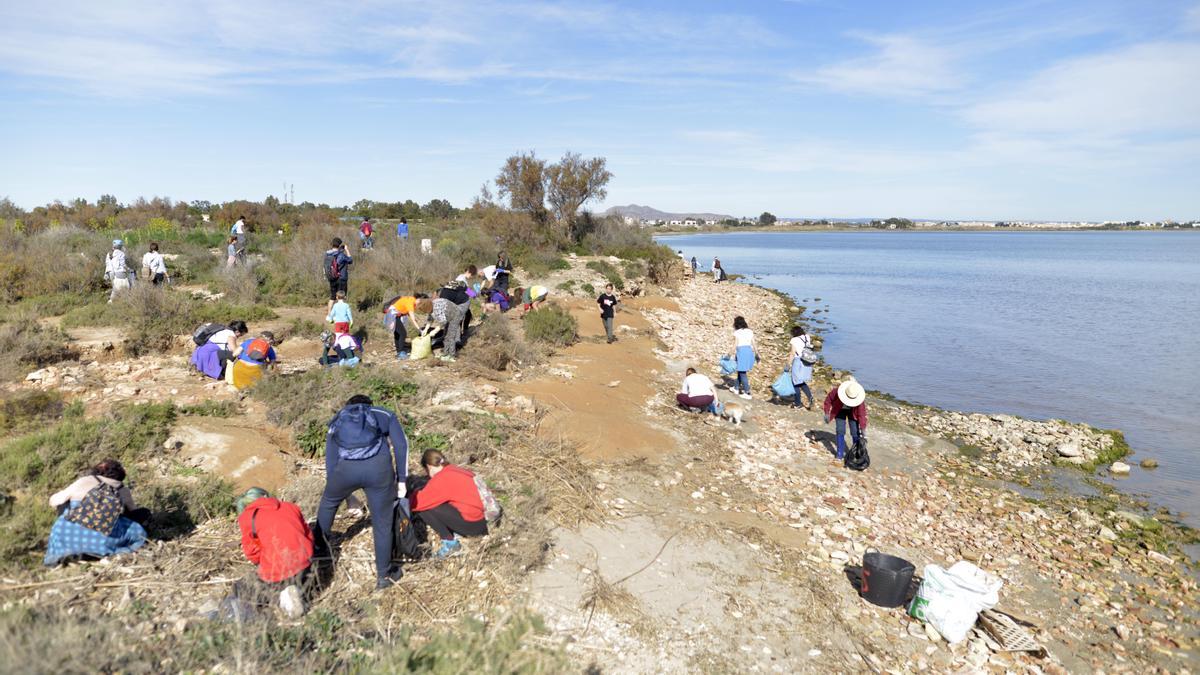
[231,215,247,253]
[326,290,354,329]
[597,283,619,343]
[494,251,512,294]
[323,238,353,310]
[788,326,815,409]
[823,379,868,460]
[690,256,698,276]
[359,218,374,250]
[316,395,409,590]
[729,316,757,400]
[711,258,724,283]
[396,217,409,240]
[105,239,132,303]
[141,242,168,286]
[235,487,313,618]
[226,236,239,268]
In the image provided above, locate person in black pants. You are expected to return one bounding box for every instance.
[410,449,489,559]
[494,252,512,294]
[323,238,353,311]
[315,395,409,590]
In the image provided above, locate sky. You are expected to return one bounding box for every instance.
[1,0,1198,221]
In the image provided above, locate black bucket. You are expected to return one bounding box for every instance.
[860,550,915,608]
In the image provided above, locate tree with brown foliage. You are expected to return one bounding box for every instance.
[545,152,611,243]
[495,152,548,224]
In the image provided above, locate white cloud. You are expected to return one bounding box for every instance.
[1187,3,1200,32]
[965,42,1200,136]
[795,33,965,98]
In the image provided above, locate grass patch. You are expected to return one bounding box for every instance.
[523,305,578,347]
[0,390,65,432]
[180,400,240,417]
[0,319,79,382]
[463,317,538,374]
[555,280,576,294]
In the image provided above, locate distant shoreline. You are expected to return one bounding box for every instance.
[653,225,1198,235]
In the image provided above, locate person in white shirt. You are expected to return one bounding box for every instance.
[141,242,168,285]
[730,316,757,399]
[454,265,478,285]
[231,216,246,252]
[677,368,718,413]
[788,326,816,409]
[105,239,132,303]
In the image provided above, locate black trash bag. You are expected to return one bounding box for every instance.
[845,437,870,472]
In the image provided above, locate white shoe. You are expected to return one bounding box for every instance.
[739,393,751,400]
[279,585,304,619]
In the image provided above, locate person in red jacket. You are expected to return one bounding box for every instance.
[236,487,314,618]
[822,379,869,461]
[410,449,487,559]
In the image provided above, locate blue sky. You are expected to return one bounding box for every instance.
[1,0,1198,221]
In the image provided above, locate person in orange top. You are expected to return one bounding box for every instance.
[383,292,428,360]
[410,450,487,559]
[236,487,314,618]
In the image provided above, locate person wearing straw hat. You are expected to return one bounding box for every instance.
[823,378,869,460]
[235,487,314,619]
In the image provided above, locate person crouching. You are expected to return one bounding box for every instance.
[410,450,488,559]
[235,487,314,619]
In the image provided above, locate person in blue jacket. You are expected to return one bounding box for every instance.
[316,394,409,590]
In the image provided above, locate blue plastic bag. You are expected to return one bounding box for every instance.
[719,355,736,376]
[772,370,796,398]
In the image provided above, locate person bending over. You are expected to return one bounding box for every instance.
[316,395,409,589]
[235,487,313,618]
[676,367,718,414]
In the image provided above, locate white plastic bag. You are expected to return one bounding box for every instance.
[909,561,1002,643]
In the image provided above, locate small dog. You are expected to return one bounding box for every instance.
[717,400,746,427]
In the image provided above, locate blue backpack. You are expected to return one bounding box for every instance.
[330,404,383,460]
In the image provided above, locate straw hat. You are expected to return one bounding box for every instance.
[837,379,866,407]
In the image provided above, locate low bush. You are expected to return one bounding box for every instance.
[464,317,538,373]
[523,305,578,347]
[585,259,624,291]
[0,390,65,432]
[0,316,79,382]
[62,285,275,356]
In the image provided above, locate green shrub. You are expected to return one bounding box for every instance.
[0,319,79,381]
[555,280,576,293]
[521,250,570,276]
[585,260,624,290]
[137,474,236,540]
[523,305,578,346]
[581,282,595,296]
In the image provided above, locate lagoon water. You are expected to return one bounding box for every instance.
[659,231,1200,521]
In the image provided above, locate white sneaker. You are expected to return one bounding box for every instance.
[279,585,304,619]
[739,393,751,400]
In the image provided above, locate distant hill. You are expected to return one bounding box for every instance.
[603,204,735,222]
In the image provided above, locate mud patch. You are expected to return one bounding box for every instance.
[173,416,291,492]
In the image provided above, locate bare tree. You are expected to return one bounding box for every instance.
[495,151,548,223]
[545,152,612,242]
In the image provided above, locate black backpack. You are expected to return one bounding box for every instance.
[324,251,341,281]
[845,438,870,472]
[391,498,425,561]
[193,322,226,346]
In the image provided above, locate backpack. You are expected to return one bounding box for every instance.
[193,322,226,346]
[844,438,870,472]
[473,474,503,523]
[329,404,384,461]
[391,498,424,561]
[324,251,341,281]
[65,479,124,535]
[800,347,819,366]
[244,337,271,362]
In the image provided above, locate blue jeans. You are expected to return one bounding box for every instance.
[736,371,750,394]
[835,413,860,459]
[793,382,813,407]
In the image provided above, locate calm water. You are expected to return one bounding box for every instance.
[660,231,1200,521]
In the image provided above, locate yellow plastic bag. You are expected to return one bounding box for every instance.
[410,333,433,360]
[230,359,264,390]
